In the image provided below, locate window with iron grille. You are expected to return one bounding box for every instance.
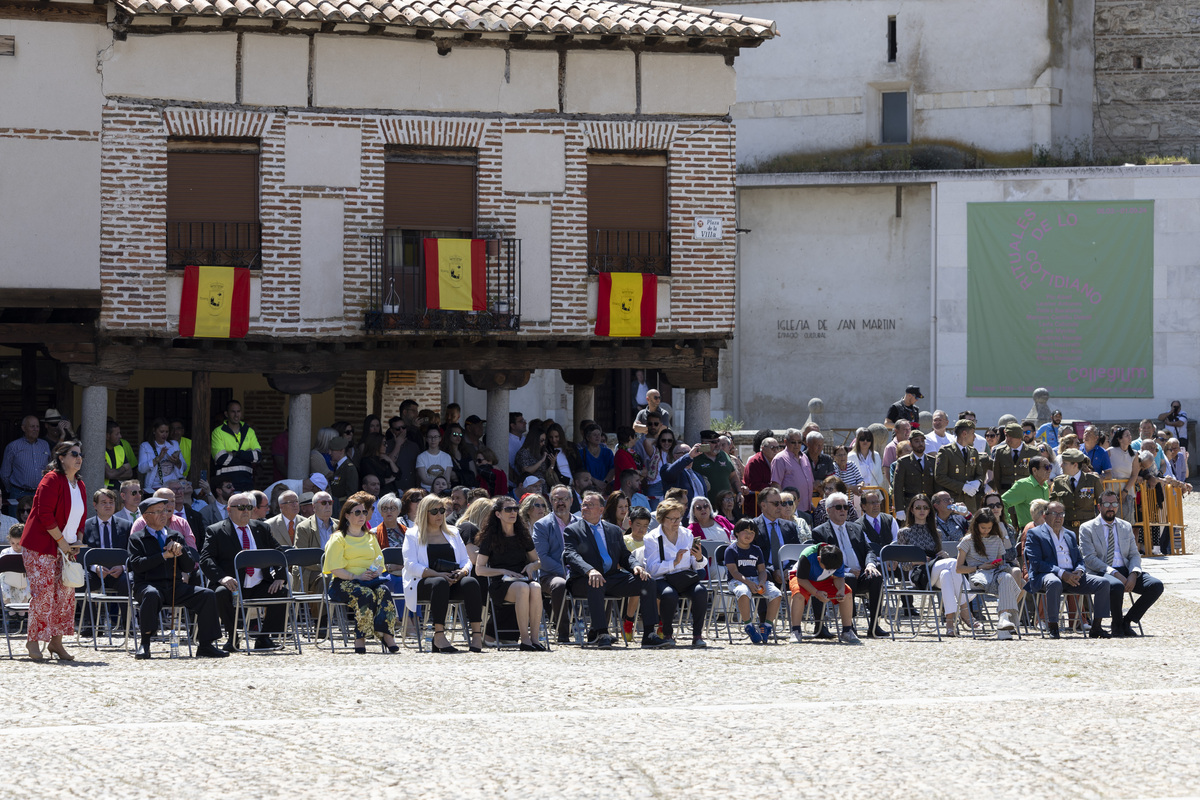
[165,140,261,269]
[587,153,670,275]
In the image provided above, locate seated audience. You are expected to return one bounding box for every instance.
[644,499,708,648]
[474,497,545,651]
[402,494,483,653]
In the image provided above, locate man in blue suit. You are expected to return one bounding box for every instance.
[1024,500,1112,639]
[660,443,708,511]
[532,485,578,643]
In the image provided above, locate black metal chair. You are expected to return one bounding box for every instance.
[80,548,133,650]
[0,552,30,659]
[879,543,945,640]
[232,549,302,654]
[284,547,326,641]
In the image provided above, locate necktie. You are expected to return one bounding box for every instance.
[239,526,255,581]
[592,523,612,572]
[1106,523,1115,564]
[288,519,295,544]
[102,521,111,549]
[962,447,970,461]
[873,517,881,536]
[770,521,782,569]
[1013,448,1019,465]
[154,529,165,549]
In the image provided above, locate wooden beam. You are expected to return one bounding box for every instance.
[0,323,95,344]
[0,289,101,309]
[190,371,210,485]
[0,0,107,23]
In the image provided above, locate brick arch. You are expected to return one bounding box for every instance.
[582,121,678,151]
[162,109,274,139]
[378,117,490,148]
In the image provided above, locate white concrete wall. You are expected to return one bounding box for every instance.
[313,38,559,113]
[0,138,101,288]
[299,197,345,318]
[734,181,932,428]
[641,54,737,115]
[719,0,1093,165]
[242,33,309,107]
[0,21,107,130]
[564,52,636,114]
[104,33,238,103]
[933,166,1200,424]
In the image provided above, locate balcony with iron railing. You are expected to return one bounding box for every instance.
[166,221,262,269]
[586,229,671,275]
[365,232,521,333]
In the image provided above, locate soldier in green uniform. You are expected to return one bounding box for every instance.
[990,422,1036,496]
[934,419,990,513]
[1049,449,1103,532]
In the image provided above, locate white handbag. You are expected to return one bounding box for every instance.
[60,553,86,588]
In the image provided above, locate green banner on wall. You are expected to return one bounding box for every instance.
[967,201,1153,398]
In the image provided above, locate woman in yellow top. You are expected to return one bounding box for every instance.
[323,491,399,654]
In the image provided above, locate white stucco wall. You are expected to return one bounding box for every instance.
[641,54,736,115]
[313,38,558,113]
[0,138,101,288]
[563,51,636,114]
[734,181,932,428]
[241,33,309,107]
[0,21,107,130]
[719,0,1093,165]
[104,33,238,103]
[299,197,345,318]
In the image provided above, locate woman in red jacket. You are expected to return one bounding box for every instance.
[19,439,85,661]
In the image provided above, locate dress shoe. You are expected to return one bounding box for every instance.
[135,637,153,660]
[556,633,572,644]
[1121,622,1139,637]
[519,642,539,651]
[870,625,889,639]
[1089,625,1112,639]
[1047,624,1060,639]
[353,646,368,654]
[812,625,836,640]
[195,642,229,658]
[253,636,281,651]
[222,638,239,653]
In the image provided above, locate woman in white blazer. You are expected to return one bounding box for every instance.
[402,494,483,653]
[644,499,709,648]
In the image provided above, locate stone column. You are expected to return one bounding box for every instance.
[684,388,711,445]
[573,385,595,443]
[287,393,312,481]
[80,384,109,493]
[486,387,511,471]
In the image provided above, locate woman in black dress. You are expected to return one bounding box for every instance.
[473,497,544,651]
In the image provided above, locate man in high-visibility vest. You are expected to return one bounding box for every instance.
[105,421,134,490]
[211,400,261,491]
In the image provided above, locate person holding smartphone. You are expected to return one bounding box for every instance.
[643,499,709,648]
[955,506,1023,638]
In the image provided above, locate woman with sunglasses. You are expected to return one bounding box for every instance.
[954,505,1022,637]
[776,491,814,541]
[474,498,545,650]
[323,491,399,654]
[397,488,425,528]
[688,494,734,543]
[645,427,678,504]
[473,448,509,498]
[519,493,549,531]
[851,427,885,491]
[1107,427,1138,523]
[402,494,483,653]
[897,494,978,635]
[18,440,85,661]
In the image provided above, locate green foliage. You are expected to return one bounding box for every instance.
[709,415,745,432]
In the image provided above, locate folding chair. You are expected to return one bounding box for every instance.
[704,543,737,643]
[284,547,326,642]
[130,583,195,658]
[879,544,944,640]
[484,585,552,651]
[80,548,133,650]
[961,573,1023,640]
[0,552,31,659]
[399,593,470,652]
[232,549,302,655]
[776,543,808,641]
[559,593,628,647]
[1021,588,1093,638]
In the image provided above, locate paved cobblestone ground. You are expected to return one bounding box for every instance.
[4,496,1200,799]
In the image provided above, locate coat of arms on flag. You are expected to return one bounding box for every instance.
[424,238,486,312]
[178,265,250,338]
[595,273,657,337]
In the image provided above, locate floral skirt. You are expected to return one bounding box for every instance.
[328,577,397,639]
[22,550,75,642]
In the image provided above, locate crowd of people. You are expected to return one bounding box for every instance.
[0,389,1185,658]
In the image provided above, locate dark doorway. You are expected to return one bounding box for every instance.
[592,369,673,434]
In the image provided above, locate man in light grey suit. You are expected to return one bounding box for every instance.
[532,485,578,643]
[1079,490,1164,637]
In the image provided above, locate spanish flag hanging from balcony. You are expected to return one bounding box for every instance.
[178,265,250,338]
[595,273,657,337]
[424,238,487,312]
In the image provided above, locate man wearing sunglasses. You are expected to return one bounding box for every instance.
[200,492,290,652]
[1024,500,1112,639]
[812,491,886,638]
[990,423,1036,497]
[934,419,989,512]
[751,487,802,588]
[1079,491,1163,637]
[1049,449,1103,533]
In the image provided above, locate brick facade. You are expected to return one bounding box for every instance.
[99,105,737,339]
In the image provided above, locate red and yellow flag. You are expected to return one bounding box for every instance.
[595,273,657,337]
[178,265,250,338]
[424,238,486,312]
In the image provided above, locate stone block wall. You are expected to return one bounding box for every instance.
[1094,0,1200,158]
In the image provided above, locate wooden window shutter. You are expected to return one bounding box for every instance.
[386,370,418,386]
[166,152,258,222]
[384,162,476,231]
[587,164,667,231]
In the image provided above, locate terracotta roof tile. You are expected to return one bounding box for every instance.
[115,0,776,39]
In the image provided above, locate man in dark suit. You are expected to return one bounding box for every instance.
[562,491,669,649]
[82,488,132,633]
[199,492,289,652]
[327,437,358,508]
[1024,500,1112,639]
[891,430,937,518]
[812,491,886,639]
[751,486,802,585]
[168,479,208,552]
[127,496,226,659]
[858,489,899,558]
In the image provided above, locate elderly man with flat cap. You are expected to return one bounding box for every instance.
[127,496,226,659]
[1050,449,1104,533]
